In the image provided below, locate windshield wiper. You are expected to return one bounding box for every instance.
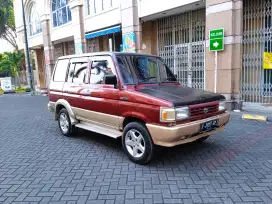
[144,77,156,80]
[139,77,157,83]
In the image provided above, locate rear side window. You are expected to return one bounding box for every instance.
[67,57,88,83]
[73,63,87,83]
[53,59,69,82]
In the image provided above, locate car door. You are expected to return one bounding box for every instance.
[62,57,89,112]
[73,55,121,130]
[49,58,70,102]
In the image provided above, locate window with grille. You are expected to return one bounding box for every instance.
[87,0,113,15]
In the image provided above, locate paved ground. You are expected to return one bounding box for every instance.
[0,94,272,204]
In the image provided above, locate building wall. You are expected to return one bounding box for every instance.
[51,24,74,43]
[86,38,100,52]
[85,3,121,33]
[28,34,43,49]
[138,0,203,18]
[205,0,243,109]
[12,0,251,107]
[14,0,203,54]
[53,41,75,61]
[13,0,45,50]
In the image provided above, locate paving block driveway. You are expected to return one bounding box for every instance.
[0,94,272,204]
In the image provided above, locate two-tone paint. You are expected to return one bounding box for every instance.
[48,52,230,147]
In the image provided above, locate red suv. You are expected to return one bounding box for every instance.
[48,52,230,164]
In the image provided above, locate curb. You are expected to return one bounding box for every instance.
[242,114,268,122]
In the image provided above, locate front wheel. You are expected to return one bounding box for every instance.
[122,122,154,165]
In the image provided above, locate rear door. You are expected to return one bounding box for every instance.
[49,58,70,102]
[62,57,89,111]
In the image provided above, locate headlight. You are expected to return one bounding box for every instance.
[160,107,190,122]
[219,100,226,111]
[175,107,190,120]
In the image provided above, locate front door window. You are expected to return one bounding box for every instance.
[89,56,116,84]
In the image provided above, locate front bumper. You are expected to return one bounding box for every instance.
[146,112,230,147]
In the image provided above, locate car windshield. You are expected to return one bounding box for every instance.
[117,55,177,85]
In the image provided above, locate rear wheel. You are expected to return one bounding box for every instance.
[122,122,154,165]
[58,108,75,137]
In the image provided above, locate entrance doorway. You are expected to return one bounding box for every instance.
[108,32,122,52]
[157,9,206,90]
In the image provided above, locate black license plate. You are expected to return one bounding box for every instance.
[201,119,218,132]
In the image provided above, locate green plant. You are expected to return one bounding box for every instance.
[0,51,25,83]
[0,53,11,76]
[15,87,24,91]
[0,89,4,95]
[25,87,31,92]
[14,86,31,93]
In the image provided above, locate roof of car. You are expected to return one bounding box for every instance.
[57,51,159,60]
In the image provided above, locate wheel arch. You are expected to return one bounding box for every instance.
[122,117,154,165]
[55,99,78,124]
[122,114,147,130]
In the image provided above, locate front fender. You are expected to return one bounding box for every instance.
[55,99,78,125]
[123,112,148,122]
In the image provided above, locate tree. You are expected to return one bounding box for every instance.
[0,0,18,50]
[0,53,12,77]
[0,51,25,82]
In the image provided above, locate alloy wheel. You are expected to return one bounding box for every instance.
[59,113,69,133]
[125,129,146,158]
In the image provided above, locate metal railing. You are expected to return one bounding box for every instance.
[242,0,272,103]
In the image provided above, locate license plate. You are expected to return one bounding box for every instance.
[201,119,218,132]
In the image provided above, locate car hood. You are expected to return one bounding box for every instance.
[136,85,225,106]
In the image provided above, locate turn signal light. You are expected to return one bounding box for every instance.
[162,112,168,120]
[160,108,176,122]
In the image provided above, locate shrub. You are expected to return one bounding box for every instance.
[14,87,31,93]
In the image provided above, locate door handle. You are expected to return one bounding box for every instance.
[120,97,128,101]
[82,89,92,96]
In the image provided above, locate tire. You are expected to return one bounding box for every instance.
[196,136,210,143]
[58,108,75,137]
[122,122,154,165]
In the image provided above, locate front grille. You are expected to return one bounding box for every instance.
[190,104,219,117]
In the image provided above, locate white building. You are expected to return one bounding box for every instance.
[14,0,270,109]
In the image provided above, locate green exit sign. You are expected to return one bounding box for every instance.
[209,28,224,51]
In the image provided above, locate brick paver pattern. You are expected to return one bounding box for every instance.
[0,94,272,204]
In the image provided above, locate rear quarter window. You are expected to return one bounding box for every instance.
[53,59,69,82]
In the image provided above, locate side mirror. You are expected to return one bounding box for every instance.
[174,74,178,79]
[105,74,118,87]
